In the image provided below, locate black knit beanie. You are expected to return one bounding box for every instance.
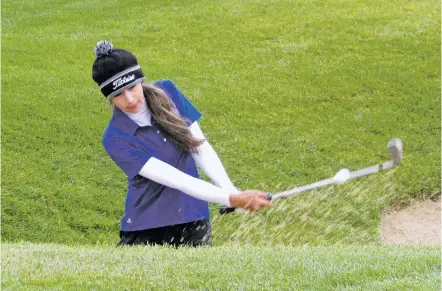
[92,40,146,99]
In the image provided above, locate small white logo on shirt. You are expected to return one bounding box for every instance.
[127,218,132,223]
[113,74,135,89]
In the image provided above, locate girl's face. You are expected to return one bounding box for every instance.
[111,83,144,113]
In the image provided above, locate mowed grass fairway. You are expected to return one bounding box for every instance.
[2,243,440,290]
[1,0,440,289]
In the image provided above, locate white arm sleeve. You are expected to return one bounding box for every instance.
[138,157,232,206]
[189,122,239,192]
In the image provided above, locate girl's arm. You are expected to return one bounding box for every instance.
[139,158,271,212]
[189,122,239,192]
[139,158,233,206]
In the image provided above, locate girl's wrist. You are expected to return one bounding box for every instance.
[228,193,240,208]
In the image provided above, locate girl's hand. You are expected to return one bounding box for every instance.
[229,190,272,212]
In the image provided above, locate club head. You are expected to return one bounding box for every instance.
[387,138,403,165]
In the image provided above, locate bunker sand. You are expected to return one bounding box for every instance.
[380,197,441,245]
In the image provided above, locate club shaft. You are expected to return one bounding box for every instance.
[272,160,394,200]
[349,161,393,179]
[220,158,399,215]
[272,178,334,199]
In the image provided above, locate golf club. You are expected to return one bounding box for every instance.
[219,138,403,215]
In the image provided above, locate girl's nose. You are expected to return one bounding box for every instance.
[121,89,134,101]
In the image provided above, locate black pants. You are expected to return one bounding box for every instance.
[118,219,212,247]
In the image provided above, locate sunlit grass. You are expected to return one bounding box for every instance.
[2,242,440,290]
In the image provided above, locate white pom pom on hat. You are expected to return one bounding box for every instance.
[94,40,114,58]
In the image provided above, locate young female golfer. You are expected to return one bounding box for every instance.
[91,41,271,247]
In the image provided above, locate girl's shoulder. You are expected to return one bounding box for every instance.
[152,79,201,123]
[152,79,176,90]
[152,79,184,104]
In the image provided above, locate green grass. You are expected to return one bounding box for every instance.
[1,0,440,247]
[1,1,440,289]
[2,243,440,290]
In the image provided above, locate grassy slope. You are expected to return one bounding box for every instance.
[1,0,440,245]
[2,243,440,290]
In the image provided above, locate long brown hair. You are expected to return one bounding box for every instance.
[142,83,204,153]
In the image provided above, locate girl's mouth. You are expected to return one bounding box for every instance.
[128,103,139,110]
